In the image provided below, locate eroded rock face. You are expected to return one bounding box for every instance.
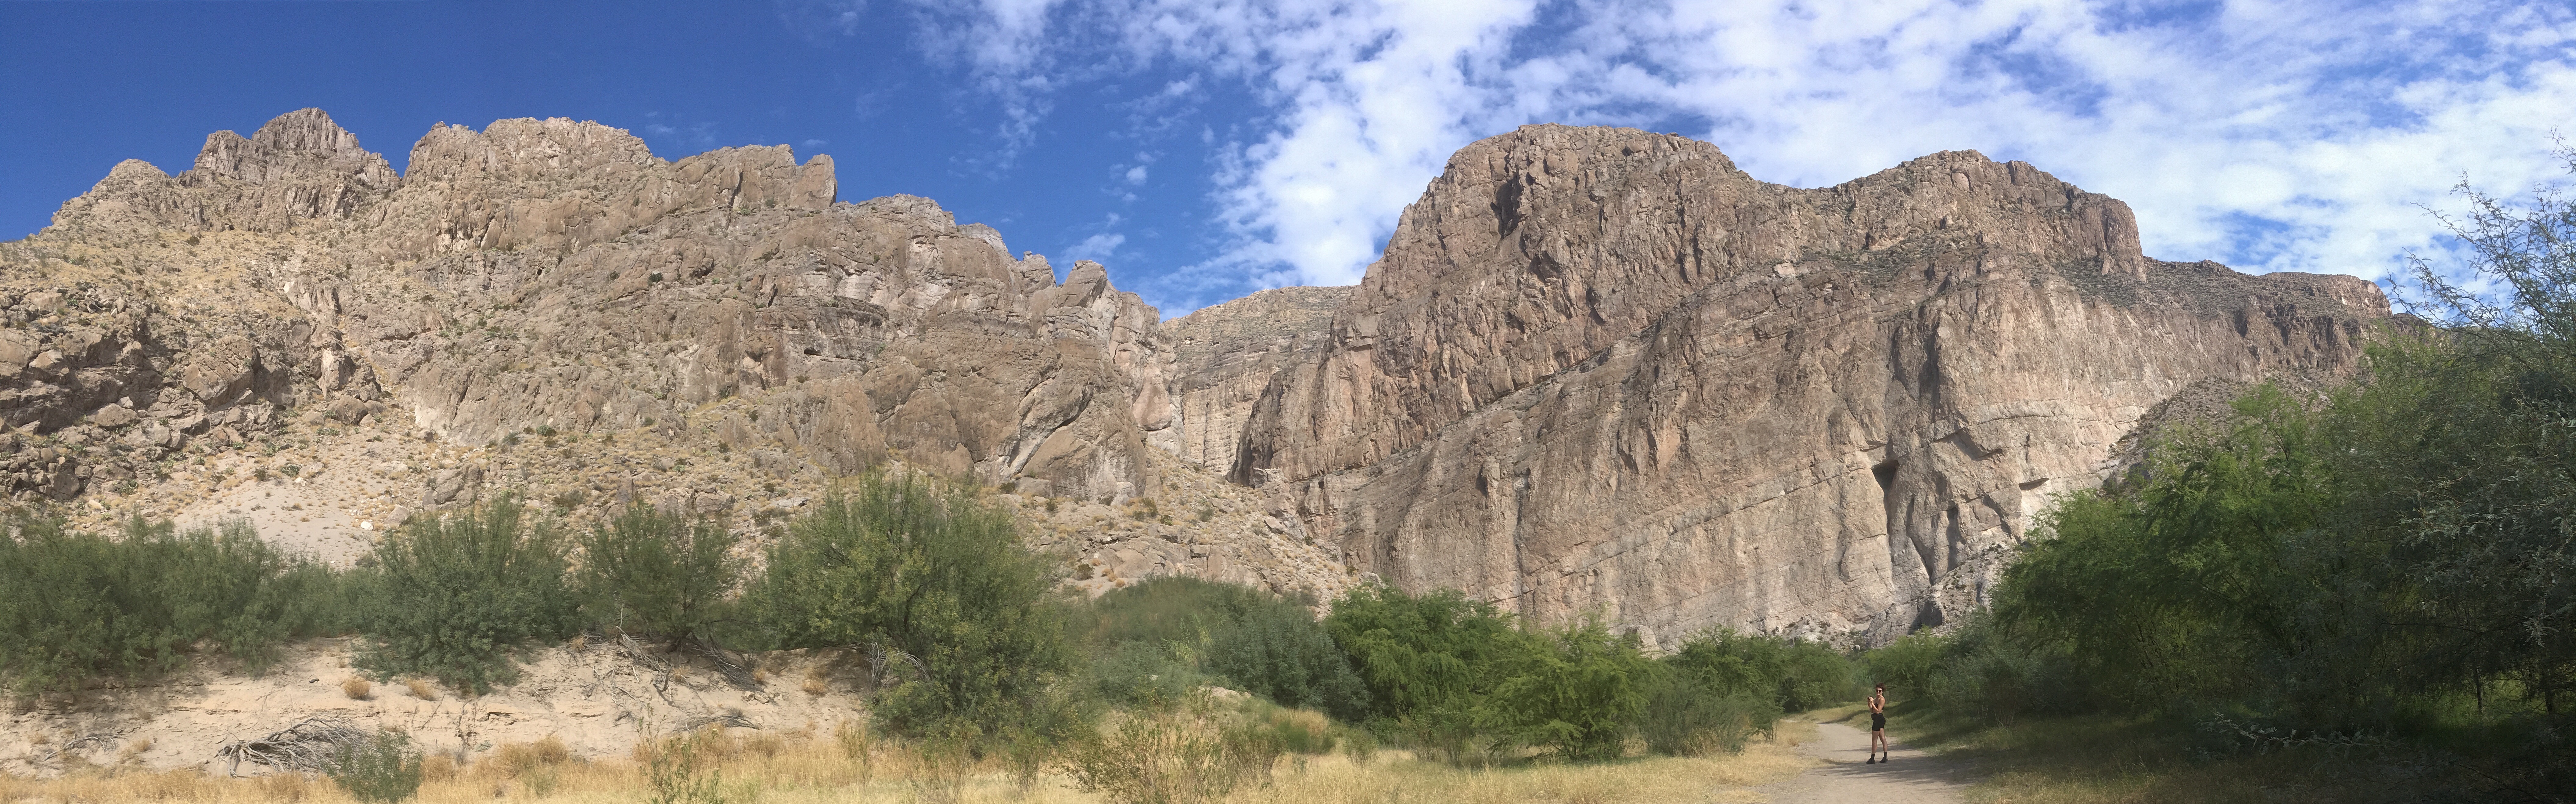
[6,108,1176,508]
[1233,125,2389,645]
[1164,286,1351,472]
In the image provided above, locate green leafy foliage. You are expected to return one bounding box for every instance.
[1206,599,1370,722]
[1484,619,1653,761]
[575,504,741,643]
[1637,677,1775,757]
[1322,585,1533,762]
[1664,627,1860,713]
[352,495,579,693]
[0,516,343,694]
[1074,575,1367,721]
[326,729,425,803]
[742,472,1074,744]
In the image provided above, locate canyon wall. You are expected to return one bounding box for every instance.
[1225,125,2387,645]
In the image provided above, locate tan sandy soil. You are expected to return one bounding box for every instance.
[2,637,871,779]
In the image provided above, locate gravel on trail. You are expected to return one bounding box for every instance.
[1756,719,1976,804]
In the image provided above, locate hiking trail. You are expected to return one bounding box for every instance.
[1756,716,1976,803]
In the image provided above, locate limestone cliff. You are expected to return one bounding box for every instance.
[1164,286,1350,471]
[1229,125,2388,645]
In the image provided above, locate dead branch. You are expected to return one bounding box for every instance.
[213,716,366,777]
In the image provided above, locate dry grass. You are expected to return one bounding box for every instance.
[341,677,372,700]
[404,678,437,701]
[0,718,1816,804]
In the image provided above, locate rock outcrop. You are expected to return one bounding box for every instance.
[8,113,2397,642]
[1230,125,2389,645]
[1164,285,1350,471]
[7,109,1183,543]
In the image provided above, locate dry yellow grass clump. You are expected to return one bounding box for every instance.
[342,676,372,700]
[405,678,437,701]
[0,720,1816,804]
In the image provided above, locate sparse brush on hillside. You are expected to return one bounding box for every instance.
[351,494,580,693]
[742,472,1078,746]
[577,503,742,645]
[0,516,343,694]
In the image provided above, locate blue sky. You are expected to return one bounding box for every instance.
[4,1,2571,316]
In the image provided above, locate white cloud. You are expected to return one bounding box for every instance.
[1125,165,1149,184]
[1064,232,1126,262]
[927,0,2576,292]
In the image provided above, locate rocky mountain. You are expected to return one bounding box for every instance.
[3,109,1350,602]
[5,113,2388,644]
[1220,125,2389,645]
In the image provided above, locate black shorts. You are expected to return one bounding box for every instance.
[1871,712,1887,731]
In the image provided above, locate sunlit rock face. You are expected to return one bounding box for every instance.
[1227,124,2387,646]
[10,108,1177,508]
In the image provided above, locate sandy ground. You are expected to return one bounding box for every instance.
[1,637,873,779]
[1757,718,1975,804]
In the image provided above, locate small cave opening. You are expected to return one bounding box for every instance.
[1912,598,1946,632]
[1872,458,1901,540]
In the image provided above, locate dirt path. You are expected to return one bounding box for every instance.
[1756,718,1976,803]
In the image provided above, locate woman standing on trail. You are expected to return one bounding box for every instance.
[1867,683,1889,763]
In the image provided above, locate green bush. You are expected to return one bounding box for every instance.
[1864,630,1946,698]
[352,495,578,693]
[1321,585,1538,763]
[326,729,425,803]
[1206,601,1369,722]
[1639,675,1775,756]
[743,472,1074,744]
[1484,619,1654,761]
[1090,639,1211,707]
[0,516,342,695]
[1071,575,1265,650]
[575,504,741,643]
[1664,627,1859,713]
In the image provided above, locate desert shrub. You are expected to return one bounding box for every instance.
[0,516,342,694]
[1483,619,1655,761]
[1090,640,1210,707]
[742,472,1074,744]
[1071,575,1265,649]
[1206,599,1370,722]
[1863,630,1946,698]
[351,495,578,693]
[1664,627,1858,713]
[1322,585,1538,763]
[575,503,741,643]
[1240,702,1338,755]
[1079,576,1368,720]
[1639,673,1775,756]
[638,729,725,804]
[1059,692,1282,804]
[326,729,424,803]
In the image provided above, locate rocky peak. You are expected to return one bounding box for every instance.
[48,108,398,235]
[379,117,834,256]
[1235,124,2388,646]
[192,108,394,186]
